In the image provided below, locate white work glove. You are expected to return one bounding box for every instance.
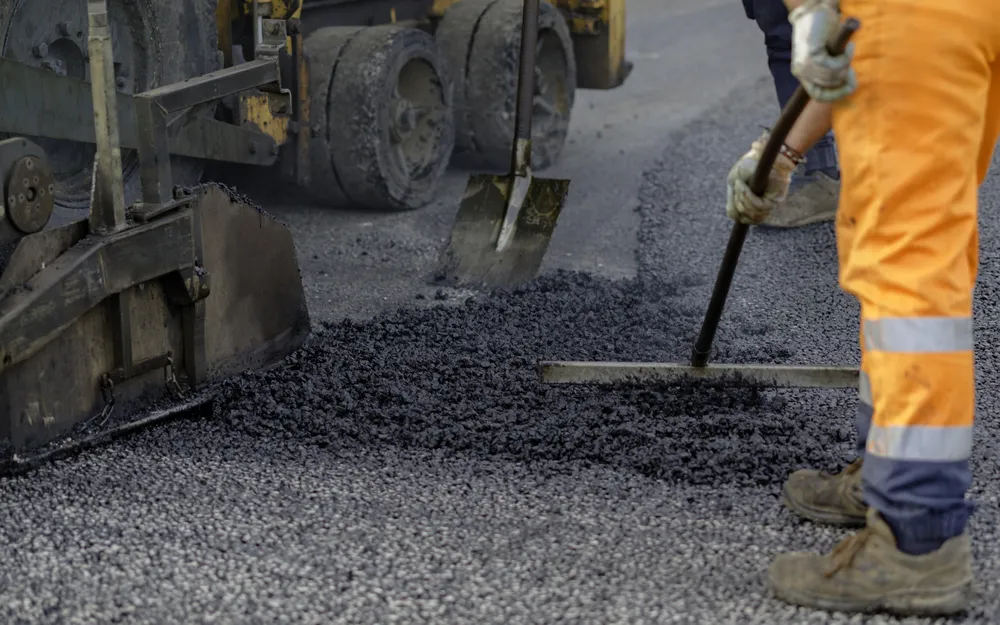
[725,131,801,225]
[788,0,856,102]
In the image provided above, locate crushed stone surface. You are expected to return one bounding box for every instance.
[3,79,1000,624]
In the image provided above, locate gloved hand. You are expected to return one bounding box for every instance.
[725,131,801,225]
[788,0,856,102]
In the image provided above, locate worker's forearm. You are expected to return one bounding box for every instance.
[785,99,833,157]
[783,0,807,9]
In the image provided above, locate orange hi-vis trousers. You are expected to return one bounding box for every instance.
[833,0,1000,554]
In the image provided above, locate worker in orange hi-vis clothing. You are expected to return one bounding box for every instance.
[725,0,998,616]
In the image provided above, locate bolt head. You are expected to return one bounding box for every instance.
[57,21,71,36]
[32,42,48,58]
[115,76,127,89]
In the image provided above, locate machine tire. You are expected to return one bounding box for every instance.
[304,25,455,211]
[0,0,221,211]
[436,0,576,171]
[434,0,496,157]
[302,26,360,207]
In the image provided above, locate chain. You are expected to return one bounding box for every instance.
[88,354,185,431]
[164,353,185,399]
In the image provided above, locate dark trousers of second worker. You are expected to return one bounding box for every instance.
[742,0,839,178]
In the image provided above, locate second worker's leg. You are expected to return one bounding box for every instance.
[750,0,840,228]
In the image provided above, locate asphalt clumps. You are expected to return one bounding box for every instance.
[213,270,854,488]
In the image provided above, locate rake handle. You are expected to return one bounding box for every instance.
[511,0,541,174]
[689,17,860,368]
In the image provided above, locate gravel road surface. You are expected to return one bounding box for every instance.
[2,1,998,623]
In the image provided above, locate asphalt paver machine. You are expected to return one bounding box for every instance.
[0,0,311,465]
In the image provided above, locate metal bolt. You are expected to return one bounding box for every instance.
[32,42,48,58]
[57,21,72,37]
[116,76,127,89]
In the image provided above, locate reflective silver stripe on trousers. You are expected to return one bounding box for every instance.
[866,424,972,462]
[863,316,973,353]
[859,370,872,407]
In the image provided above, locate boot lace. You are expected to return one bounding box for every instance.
[824,526,873,578]
[840,457,863,476]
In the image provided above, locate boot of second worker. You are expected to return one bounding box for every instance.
[762,162,839,228]
[783,457,867,527]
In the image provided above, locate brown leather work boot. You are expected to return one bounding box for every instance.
[769,509,975,616]
[783,457,867,527]
[760,170,839,228]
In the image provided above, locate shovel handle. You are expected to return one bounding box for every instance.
[689,17,860,368]
[511,0,541,174]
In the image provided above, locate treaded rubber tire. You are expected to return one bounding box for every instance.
[434,0,497,157]
[302,26,362,207]
[305,24,454,211]
[436,0,576,172]
[0,0,220,211]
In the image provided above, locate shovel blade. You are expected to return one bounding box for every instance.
[435,172,570,289]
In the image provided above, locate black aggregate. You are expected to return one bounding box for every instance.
[2,78,999,624]
[214,269,855,489]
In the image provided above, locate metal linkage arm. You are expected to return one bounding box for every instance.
[135,59,283,207]
[0,59,284,170]
[86,0,127,234]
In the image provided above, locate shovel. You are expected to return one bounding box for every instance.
[539,18,861,389]
[434,0,571,289]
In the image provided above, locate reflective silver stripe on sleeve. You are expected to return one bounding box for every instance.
[866,424,972,462]
[858,370,872,407]
[863,316,973,353]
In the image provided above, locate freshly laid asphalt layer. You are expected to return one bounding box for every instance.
[5,82,1000,624]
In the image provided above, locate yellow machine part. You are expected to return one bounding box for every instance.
[216,0,304,156]
[551,0,627,89]
[238,92,291,143]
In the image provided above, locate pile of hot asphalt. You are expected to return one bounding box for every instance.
[1,80,998,624]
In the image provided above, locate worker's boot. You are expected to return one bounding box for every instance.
[769,508,975,616]
[782,457,867,527]
[760,168,840,228]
